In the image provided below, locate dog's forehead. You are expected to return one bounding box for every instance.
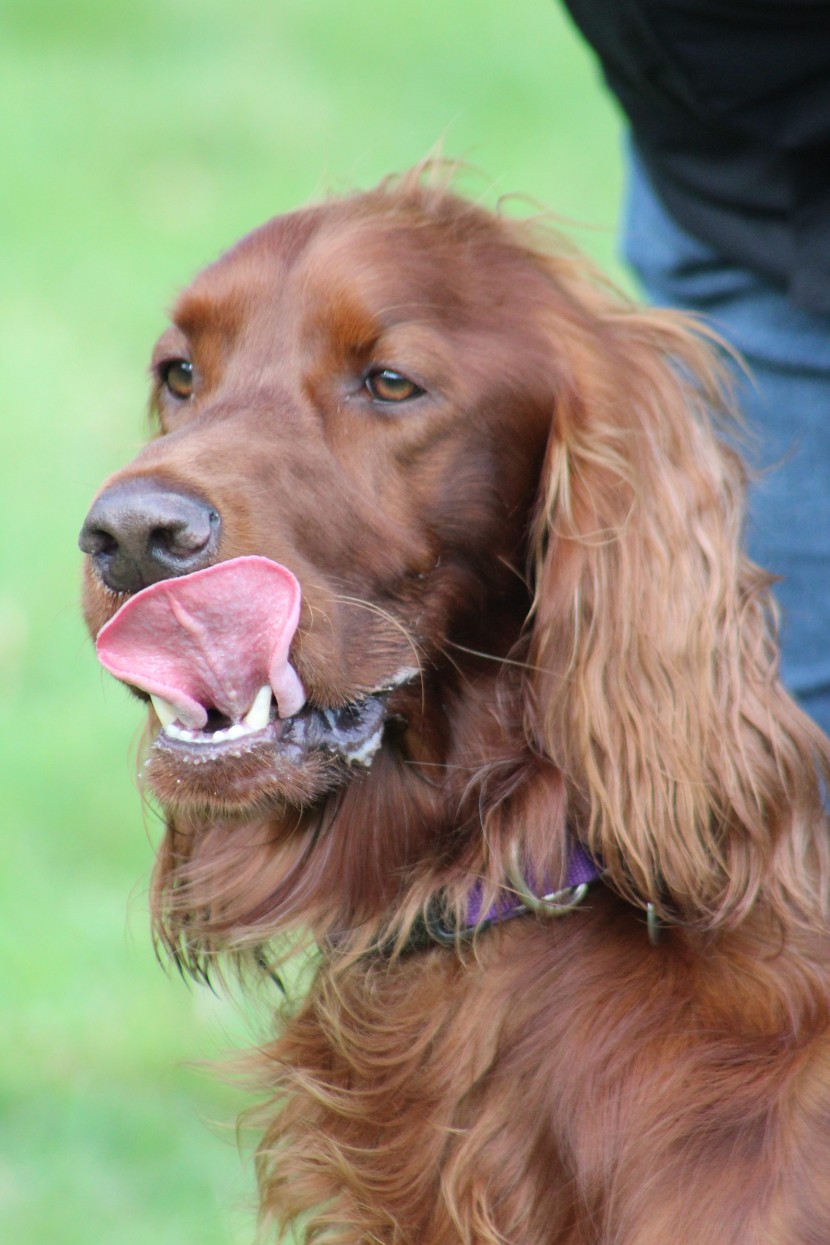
[170,204,328,335]
[172,192,519,341]
[299,196,521,301]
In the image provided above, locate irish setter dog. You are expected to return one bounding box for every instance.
[80,169,830,1243]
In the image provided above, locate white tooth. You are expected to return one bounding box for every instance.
[243,685,273,732]
[151,696,179,729]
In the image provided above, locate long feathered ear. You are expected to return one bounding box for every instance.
[525,282,830,929]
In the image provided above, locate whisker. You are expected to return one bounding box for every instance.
[332,594,427,714]
[444,639,539,674]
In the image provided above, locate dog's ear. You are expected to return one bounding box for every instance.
[524,289,829,929]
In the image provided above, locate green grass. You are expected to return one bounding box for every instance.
[0,1,622,1240]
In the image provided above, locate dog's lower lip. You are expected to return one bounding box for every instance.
[152,691,393,769]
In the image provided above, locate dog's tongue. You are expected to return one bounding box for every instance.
[95,556,306,729]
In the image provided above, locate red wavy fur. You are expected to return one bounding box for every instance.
[81,167,830,1243]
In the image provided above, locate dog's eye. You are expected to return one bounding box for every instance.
[364,369,424,404]
[160,359,194,400]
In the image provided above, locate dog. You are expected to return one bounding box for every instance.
[79,168,830,1243]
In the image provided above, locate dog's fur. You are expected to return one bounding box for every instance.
[81,170,830,1244]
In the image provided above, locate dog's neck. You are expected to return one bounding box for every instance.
[394,840,602,954]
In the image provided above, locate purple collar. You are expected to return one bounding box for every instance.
[422,842,601,947]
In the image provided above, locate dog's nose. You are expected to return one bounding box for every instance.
[79,477,221,593]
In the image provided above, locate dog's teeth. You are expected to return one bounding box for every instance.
[151,695,179,729]
[243,685,273,731]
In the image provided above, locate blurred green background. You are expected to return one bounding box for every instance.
[1,1,622,1240]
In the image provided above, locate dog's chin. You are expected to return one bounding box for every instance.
[142,692,390,818]
[143,738,343,818]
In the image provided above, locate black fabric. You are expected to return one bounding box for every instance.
[560,0,830,311]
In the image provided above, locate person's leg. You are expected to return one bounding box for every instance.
[622,148,830,737]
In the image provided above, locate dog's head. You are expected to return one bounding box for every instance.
[80,179,559,813]
[80,170,828,955]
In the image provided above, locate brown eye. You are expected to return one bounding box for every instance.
[160,359,194,400]
[365,369,424,404]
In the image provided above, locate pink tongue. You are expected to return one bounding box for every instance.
[95,556,306,729]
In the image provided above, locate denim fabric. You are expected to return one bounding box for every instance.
[622,148,830,737]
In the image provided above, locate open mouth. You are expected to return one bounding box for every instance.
[151,684,390,768]
[92,555,414,781]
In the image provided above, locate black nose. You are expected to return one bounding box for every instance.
[79,477,221,593]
